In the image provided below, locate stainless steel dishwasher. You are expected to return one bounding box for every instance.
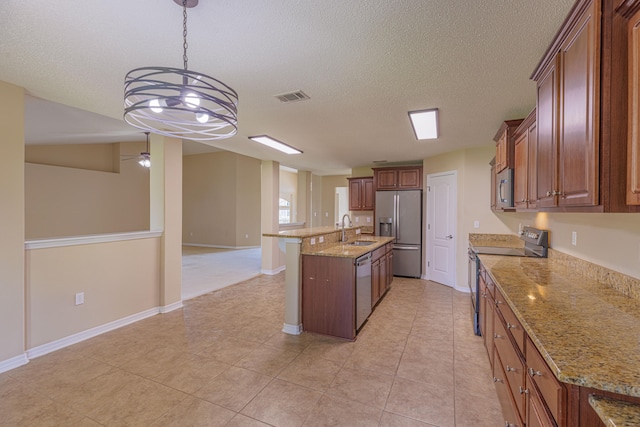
[355,253,372,330]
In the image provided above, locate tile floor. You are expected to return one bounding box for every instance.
[0,273,503,426]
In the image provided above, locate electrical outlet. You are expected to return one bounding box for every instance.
[310,238,316,245]
[571,231,577,246]
[356,229,361,234]
[245,234,248,239]
[325,212,329,217]
[474,221,480,229]
[319,236,324,243]
[355,217,359,223]
[366,217,371,223]
[75,292,84,305]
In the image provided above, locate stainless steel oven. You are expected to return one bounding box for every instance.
[468,227,549,336]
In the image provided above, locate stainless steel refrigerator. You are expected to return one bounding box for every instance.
[375,190,422,278]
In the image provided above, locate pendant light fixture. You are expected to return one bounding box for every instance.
[124,0,238,141]
[138,132,151,168]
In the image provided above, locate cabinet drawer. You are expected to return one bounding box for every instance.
[483,269,495,298]
[372,246,386,261]
[494,315,526,421]
[495,288,525,354]
[526,338,565,426]
[493,350,523,427]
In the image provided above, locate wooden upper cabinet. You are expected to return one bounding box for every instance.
[373,166,423,190]
[493,120,523,174]
[558,0,600,207]
[514,109,537,211]
[348,177,374,210]
[628,7,640,205]
[532,0,600,209]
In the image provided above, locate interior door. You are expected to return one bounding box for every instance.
[426,171,457,287]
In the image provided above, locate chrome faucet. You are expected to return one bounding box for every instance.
[341,213,352,242]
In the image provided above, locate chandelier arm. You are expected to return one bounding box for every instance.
[182,0,188,71]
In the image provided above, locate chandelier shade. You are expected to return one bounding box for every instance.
[124,67,238,140]
[123,0,238,141]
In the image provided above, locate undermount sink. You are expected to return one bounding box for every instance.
[348,240,376,246]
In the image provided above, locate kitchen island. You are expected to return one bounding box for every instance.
[477,248,640,426]
[263,226,393,337]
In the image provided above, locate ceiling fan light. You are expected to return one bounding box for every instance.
[196,112,209,123]
[184,92,200,108]
[149,99,163,113]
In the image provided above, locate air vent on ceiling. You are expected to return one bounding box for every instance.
[274,90,310,103]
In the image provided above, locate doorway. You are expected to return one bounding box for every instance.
[335,187,348,226]
[426,171,457,287]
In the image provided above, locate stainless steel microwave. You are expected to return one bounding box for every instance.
[496,168,514,209]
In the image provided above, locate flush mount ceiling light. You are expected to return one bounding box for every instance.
[409,108,439,140]
[249,135,302,154]
[124,0,238,141]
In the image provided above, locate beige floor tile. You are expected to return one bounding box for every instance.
[454,390,504,426]
[277,353,343,392]
[264,331,318,352]
[326,366,394,409]
[396,346,454,389]
[227,413,273,426]
[301,336,356,363]
[241,378,322,426]
[67,331,162,367]
[236,344,300,377]
[151,353,231,394]
[453,360,497,399]
[343,344,403,376]
[60,369,188,425]
[379,411,436,427]
[385,377,455,427]
[149,396,236,427]
[194,366,272,411]
[197,336,262,364]
[303,394,382,427]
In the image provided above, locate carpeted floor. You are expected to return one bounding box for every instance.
[181,246,262,300]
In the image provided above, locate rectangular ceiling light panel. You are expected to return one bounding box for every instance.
[409,108,439,140]
[249,135,302,154]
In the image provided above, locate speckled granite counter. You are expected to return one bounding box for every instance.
[589,395,640,427]
[263,226,355,239]
[478,253,640,398]
[301,236,394,258]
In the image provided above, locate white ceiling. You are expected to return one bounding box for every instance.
[1,0,574,175]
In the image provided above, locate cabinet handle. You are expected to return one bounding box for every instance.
[546,191,552,197]
[519,386,529,395]
[494,333,504,339]
[496,299,503,305]
[493,377,504,383]
[528,367,542,376]
[506,322,517,330]
[506,365,516,372]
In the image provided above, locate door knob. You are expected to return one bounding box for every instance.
[445,235,453,240]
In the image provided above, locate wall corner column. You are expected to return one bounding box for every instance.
[150,135,183,312]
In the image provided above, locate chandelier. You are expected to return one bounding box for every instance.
[123,0,238,141]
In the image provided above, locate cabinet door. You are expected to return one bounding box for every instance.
[514,132,528,209]
[526,377,556,427]
[490,160,497,210]
[398,168,422,189]
[536,57,559,208]
[496,132,508,173]
[628,9,640,205]
[527,122,538,209]
[376,170,397,190]
[363,178,375,210]
[372,258,381,305]
[349,179,363,210]
[386,249,393,289]
[493,351,523,427]
[558,0,599,207]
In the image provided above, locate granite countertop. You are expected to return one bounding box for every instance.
[589,395,640,427]
[478,254,640,398]
[263,226,354,239]
[301,236,395,259]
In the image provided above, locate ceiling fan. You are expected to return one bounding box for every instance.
[121,132,151,168]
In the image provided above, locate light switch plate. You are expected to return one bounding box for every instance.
[310,238,316,245]
[473,221,480,228]
[75,292,84,305]
[571,231,577,246]
[319,236,324,243]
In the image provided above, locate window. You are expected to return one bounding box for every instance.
[279,197,291,224]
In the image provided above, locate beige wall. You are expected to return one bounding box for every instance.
[26,237,161,348]
[25,154,150,239]
[320,175,349,227]
[0,81,25,363]
[424,145,640,290]
[183,151,261,248]
[25,143,125,173]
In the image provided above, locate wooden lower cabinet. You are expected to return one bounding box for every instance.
[302,255,356,340]
[527,376,557,427]
[628,6,640,205]
[371,243,393,307]
[493,350,523,427]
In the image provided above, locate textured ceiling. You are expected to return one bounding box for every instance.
[0,0,575,175]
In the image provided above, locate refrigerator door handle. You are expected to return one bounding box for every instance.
[395,193,400,241]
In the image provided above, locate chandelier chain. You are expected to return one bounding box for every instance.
[182,0,188,70]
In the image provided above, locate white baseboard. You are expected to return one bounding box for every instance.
[160,300,183,313]
[0,353,29,374]
[282,323,303,335]
[26,307,160,360]
[455,285,470,293]
[262,265,286,275]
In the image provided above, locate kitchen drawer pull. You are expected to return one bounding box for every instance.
[494,333,504,339]
[528,367,542,376]
[506,322,517,330]
[506,365,516,372]
[493,377,504,383]
[495,299,503,305]
[519,386,529,395]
